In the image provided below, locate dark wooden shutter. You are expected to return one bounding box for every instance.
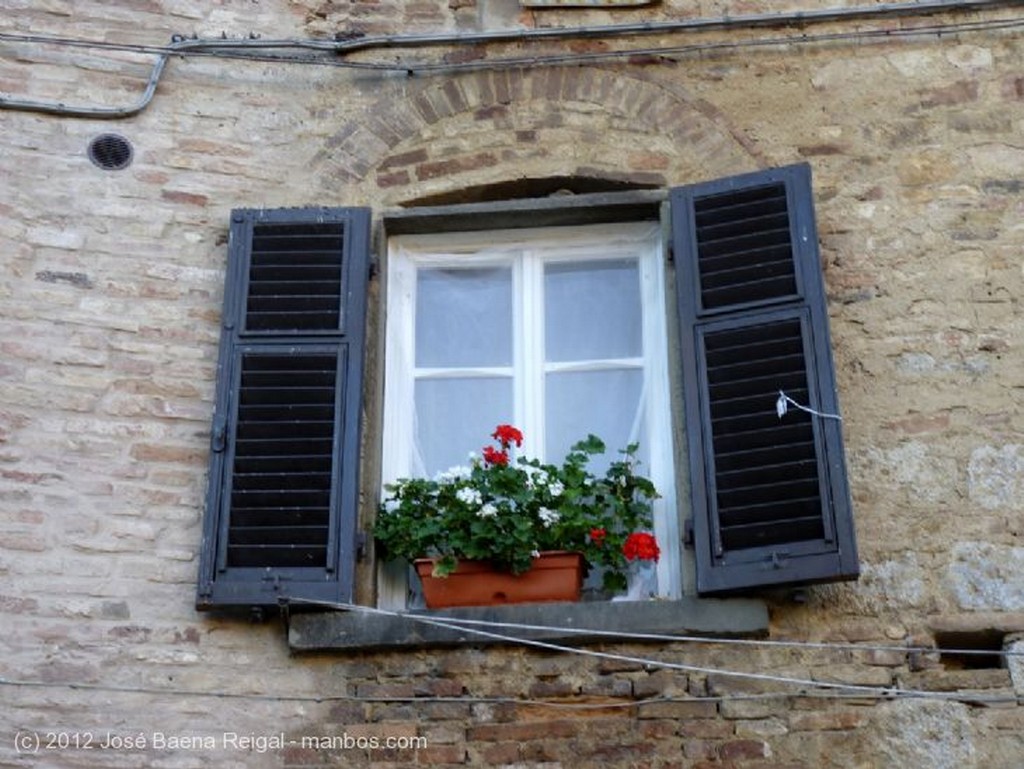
[672,163,858,595]
[197,208,370,610]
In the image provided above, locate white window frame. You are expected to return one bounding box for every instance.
[380,221,680,607]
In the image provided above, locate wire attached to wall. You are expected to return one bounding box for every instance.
[0,9,1022,118]
[777,390,843,421]
[2,598,1021,707]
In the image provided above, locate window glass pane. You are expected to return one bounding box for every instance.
[415,376,513,476]
[416,267,512,368]
[545,368,646,473]
[545,259,642,362]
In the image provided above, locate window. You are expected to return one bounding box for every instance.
[196,163,858,612]
[381,222,680,604]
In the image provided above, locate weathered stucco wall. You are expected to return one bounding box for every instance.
[1,0,1023,766]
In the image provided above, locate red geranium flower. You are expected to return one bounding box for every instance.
[622,532,660,562]
[482,445,509,466]
[491,424,524,449]
[590,527,607,546]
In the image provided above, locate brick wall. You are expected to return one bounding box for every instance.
[2,0,1023,766]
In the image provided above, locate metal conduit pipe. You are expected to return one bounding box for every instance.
[0,0,1020,119]
[329,0,1024,53]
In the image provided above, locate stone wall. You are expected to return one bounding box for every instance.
[1,0,1023,766]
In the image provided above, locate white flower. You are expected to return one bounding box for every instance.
[530,549,540,558]
[477,503,498,519]
[436,465,472,484]
[383,497,400,514]
[547,481,565,497]
[538,507,560,527]
[456,487,483,506]
[524,467,548,488]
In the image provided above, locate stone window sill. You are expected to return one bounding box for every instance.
[288,597,768,652]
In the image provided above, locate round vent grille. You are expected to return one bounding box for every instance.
[87,133,133,171]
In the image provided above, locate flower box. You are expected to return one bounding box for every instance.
[415,551,584,609]
[375,424,661,601]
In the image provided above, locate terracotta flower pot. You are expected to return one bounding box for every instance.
[414,551,584,609]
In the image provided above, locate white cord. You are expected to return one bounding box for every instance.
[777,390,843,421]
[5,599,1019,706]
[289,599,1022,703]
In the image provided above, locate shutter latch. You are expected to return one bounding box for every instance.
[769,551,790,570]
[682,518,695,548]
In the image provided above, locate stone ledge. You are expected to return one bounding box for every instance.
[288,597,768,652]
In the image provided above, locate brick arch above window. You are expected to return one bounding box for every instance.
[309,67,763,199]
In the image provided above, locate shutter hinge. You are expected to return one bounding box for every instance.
[683,518,694,547]
[211,416,227,453]
[355,531,368,561]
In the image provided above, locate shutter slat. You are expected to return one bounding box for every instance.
[232,471,331,490]
[232,455,332,474]
[709,389,809,420]
[713,423,815,455]
[227,545,328,568]
[231,491,330,508]
[708,371,806,403]
[251,250,341,267]
[229,508,330,527]
[720,515,825,551]
[718,477,822,511]
[712,406,808,434]
[719,495,823,528]
[229,526,330,545]
[694,187,788,226]
[700,246,786,280]
[250,265,341,282]
[237,421,335,440]
[708,352,806,384]
[247,296,340,312]
[712,439,817,474]
[235,439,333,457]
[240,387,335,406]
[697,226,791,260]
[716,457,819,489]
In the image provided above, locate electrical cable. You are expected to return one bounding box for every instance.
[5,673,1015,708]
[2,597,1020,707]
[2,15,1021,70]
[291,598,1024,659]
[343,605,1020,703]
[1,0,1019,57]
[0,5,1021,117]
